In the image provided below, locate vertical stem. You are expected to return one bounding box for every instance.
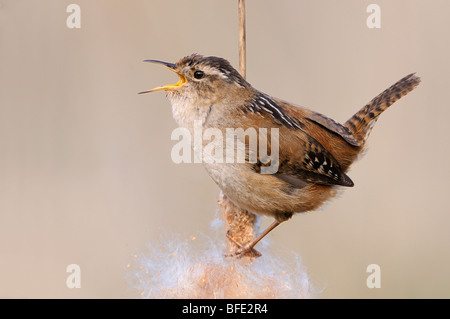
[238,0,246,79]
[220,0,259,259]
[220,192,259,258]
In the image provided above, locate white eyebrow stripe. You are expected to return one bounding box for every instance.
[200,66,228,79]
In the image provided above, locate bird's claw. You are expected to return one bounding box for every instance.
[224,246,262,258]
[224,233,262,258]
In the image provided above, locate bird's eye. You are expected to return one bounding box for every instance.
[194,70,205,79]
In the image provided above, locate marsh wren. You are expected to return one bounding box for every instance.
[140,54,420,257]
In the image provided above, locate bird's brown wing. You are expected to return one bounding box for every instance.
[240,95,354,187]
[305,112,361,147]
[274,128,354,187]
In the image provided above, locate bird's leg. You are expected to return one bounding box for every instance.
[225,220,282,258]
[225,231,261,258]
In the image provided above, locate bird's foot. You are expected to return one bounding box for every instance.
[224,245,262,259]
[224,233,262,258]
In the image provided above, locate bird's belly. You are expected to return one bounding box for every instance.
[203,162,337,217]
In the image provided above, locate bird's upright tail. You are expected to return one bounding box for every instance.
[345,73,421,145]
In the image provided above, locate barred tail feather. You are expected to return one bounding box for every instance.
[345,73,421,145]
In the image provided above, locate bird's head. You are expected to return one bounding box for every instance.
[140,54,250,106]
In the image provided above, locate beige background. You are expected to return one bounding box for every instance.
[1,0,449,298]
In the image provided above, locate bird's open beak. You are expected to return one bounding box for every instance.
[139,59,187,94]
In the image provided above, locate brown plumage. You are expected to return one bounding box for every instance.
[141,54,421,257]
[345,73,421,144]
